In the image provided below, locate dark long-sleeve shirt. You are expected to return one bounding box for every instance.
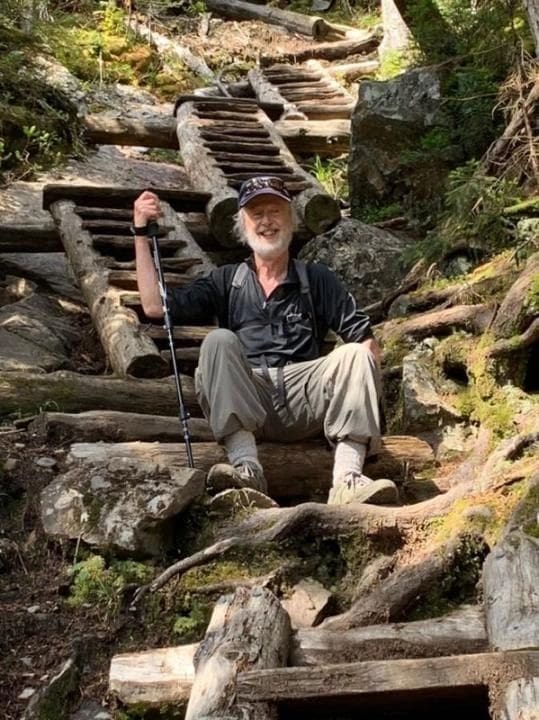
[168,258,373,368]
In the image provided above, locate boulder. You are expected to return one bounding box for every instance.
[0,294,82,372]
[23,656,79,720]
[348,65,447,213]
[40,446,205,556]
[0,254,81,301]
[401,341,462,433]
[299,218,412,309]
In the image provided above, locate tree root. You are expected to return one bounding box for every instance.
[488,318,539,358]
[131,431,539,608]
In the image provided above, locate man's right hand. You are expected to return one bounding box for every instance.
[133,190,161,229]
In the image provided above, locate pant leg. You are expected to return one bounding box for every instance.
[266,343,382,454]
[195,329,277,441]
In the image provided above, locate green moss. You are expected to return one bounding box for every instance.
[377,48,414,80]
[67,555,153,617]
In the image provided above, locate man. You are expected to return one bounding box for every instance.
[133,176,398,506]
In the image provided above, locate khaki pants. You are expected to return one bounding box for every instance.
[195,329,382,455]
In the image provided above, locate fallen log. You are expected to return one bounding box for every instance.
[84,112,178,149]
[247,69,307,121]
[502,677,539,720]
[27,410,215,443]
[65,435,434,500]
[326,59,379,81]
[275,118,351,156]
[126,15,214,81]
[108,606,487,707]
[205,0,351,41]
[0,370,198,417]
[261,34,379,64]
[185,586,290,720]
[50,200,167,378]
[236,651,539,705]
[292,605,487,664]
[491,252,539,339]
[483,475,539,651]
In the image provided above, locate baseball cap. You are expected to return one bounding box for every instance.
[238,176,292,208]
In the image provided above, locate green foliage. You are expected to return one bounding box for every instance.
[172,595,212,641]
[356,201,403,225]
[377,49,413,80]
[308,155,348,200]
[424,160,521,260]
[67,555,153,617]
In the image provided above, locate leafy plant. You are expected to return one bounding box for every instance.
[308,155,348,200]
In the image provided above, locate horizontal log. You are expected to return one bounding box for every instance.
[66,436,434,500]
[275,119,351,156]
[262,34,379,64]
[108,606,487,706]
[108,270,189,291]
[237,651,539,703]
[28,410,215,442]
[0,223,60,252]
[292,605,487,665]
[84,113,179,149]
[42,185,210,212]
[0,370,198,417]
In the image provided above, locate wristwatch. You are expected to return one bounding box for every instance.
[130,223,149,236]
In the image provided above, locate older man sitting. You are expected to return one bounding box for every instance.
[132,176,397,506]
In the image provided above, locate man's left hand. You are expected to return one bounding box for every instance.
[361,337,382,368]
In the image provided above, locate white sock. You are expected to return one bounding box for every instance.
[332,440,368,486]
[224,429,261,469]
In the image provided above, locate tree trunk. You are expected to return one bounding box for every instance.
[325,59,380,80]
[50,200,167,378]
[379,0,412,57]
[491,252,539,339]
[522,0,539,57]
[205,0,351,41]
[185,586,290,720]
[84,112,179,149]
[247,70,307,121]
[501,677,539,720]
[126,15,214,80]
[274,119,351,156]
[65,435,434,501]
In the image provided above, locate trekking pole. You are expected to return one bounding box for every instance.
[147,220,195,469]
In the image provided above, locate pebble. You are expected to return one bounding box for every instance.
[35,457,57,469]
[18,688,35,700]
[27,605,40,614]
[21,657,33,668]
[4,458,18,471]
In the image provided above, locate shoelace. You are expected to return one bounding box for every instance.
[343,472,371,490]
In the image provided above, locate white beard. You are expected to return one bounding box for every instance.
[243,226,293,260]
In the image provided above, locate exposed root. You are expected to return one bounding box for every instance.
[488,318,539,358]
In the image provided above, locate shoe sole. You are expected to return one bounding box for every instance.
[207,488,278,512]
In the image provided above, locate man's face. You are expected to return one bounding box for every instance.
[241,195,293,260]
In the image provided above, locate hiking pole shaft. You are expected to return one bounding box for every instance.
[148,220,195,469]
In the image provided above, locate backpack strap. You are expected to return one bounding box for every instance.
[228,261,250,328]
[293,259,318,341]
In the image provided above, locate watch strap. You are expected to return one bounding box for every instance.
[130,223,149,236]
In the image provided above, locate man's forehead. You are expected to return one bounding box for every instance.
[243,195,290,212]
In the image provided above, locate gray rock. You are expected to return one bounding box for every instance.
[299,218,412,309]
[23,656,79,720]
[281,579,333,628]
[71,700,112,720]
[0,293,82,372]
[35,457,57,469]
[40,453,205,556]
[0,254,81,301]
[4,457,18,471]
[349,65,447,211]
[0,538,20,572]
[402,343,462,433]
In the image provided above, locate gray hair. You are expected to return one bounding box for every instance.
[233,204,298,245]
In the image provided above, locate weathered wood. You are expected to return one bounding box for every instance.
[502,676,539,720]
[65,435,434,500]
[28,410,214,443]
[84,113,178,149]
[110,644,197,707]
[292,605,487,665]
[491,252,539,339]
[236,651,539,703]
[50,200,167,378]
[127,15,214,80]
[43,184,210,212]
[0,370,198,417]
[0,223,60,252]
[377,303,496,345]
[247,69,307,121]
[205,0,351,41]
[108,606,487,707]
[523,0,539,56]
[275,118,351,156]
[326,59,380,80]
[261,34,379,64]
[483,475,539,651]
[187,587,289,720]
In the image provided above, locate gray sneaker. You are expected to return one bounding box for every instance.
[207,461,268,494]
[328,472,398,506]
